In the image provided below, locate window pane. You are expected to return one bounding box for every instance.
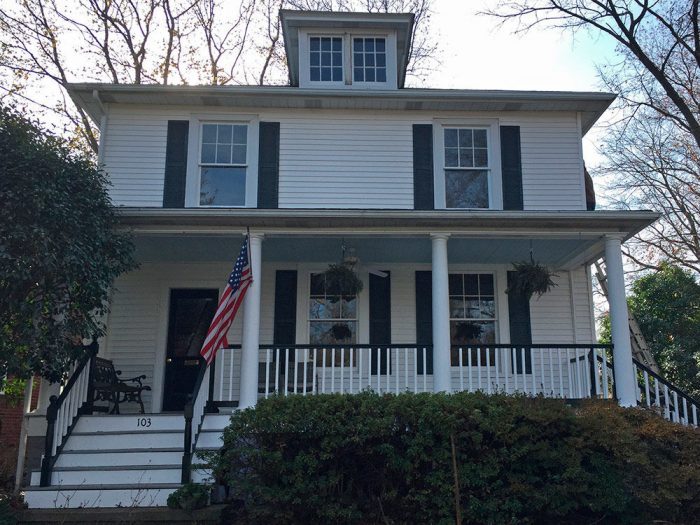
[376,69,386,82]
[332,37,342,51]
[201,143,216,164]
[332,67,343,81]
[480,298,495,318]
[459,149,474,167]
[474,149,488,167]
[310,51,320,66]
[450,297,465,317]
[321,53,331,66]
[217,124,232,144]
[449,274,463,295]
[451,321,485,344]
[376,38,385,52]
[354,52,363,66]
[366,53,375,66]
[444,129,458,147]
[310,67,320,81]
[473,129,487,148]
[233,125,247,145]
[365,39,374,52]
[309,297,340,319]
[216,144,231,164]
[310,321,357,345]
[464,274,478,295]
[353,38,363,52]
[321,68,331,81]
[479,274,494,295]
[199,167,246,206]
[377,54,386,67]
[444,148,458,167]
[321,38,331,51]
[342,297,357,318]
[354,68,364,82]
[232,145,246,164]
[310,273,325,295]
[332,52,342,66]
[458,129,473,148]
[365,69,375,82]
[465,298,480,318]
[202,124,217,143]
[445,170,489,208]
[310,37,320,51]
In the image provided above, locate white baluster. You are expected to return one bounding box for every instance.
[486,348,492,395]
[458,348,464,391]
[521,348,527,395]
[468,348,473,392]
[422,348,427,393]
[557,348,564,398]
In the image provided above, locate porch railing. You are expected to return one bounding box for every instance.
[40,340,99,486]
[633,358,699,426]
[208,344,614,402]
[182,361,212,483]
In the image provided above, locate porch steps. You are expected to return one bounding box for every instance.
[24,414,188,509]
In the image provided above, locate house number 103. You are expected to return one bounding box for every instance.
[137,417,152,428]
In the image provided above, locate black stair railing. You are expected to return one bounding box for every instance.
[40,340,99,487]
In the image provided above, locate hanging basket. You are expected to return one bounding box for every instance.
[506,260,558,300]
[323,263,364,296]
[329,323,353,341]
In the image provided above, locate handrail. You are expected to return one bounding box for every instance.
[632,357,700,409]
[258,343,613,350]
[182,359,211,483]
[40,340,99,487]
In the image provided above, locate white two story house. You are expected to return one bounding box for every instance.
[22,9,690,509]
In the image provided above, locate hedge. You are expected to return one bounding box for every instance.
[209,392,700,524]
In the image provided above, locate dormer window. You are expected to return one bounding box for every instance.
[353,37,387,83]
[310,36,343,82]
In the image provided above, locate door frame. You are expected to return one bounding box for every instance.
[153,280,223,413]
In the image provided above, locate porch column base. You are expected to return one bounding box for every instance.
[239,234,263,409]
[605,235,637,407]
[431,233,451,393]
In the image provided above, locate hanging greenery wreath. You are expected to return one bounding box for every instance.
[329,323,353,341]
[506,260,558,300]
[323,262,364,296]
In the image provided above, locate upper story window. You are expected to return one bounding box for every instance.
[199,123,248,206]
[309,36,343,82]
[444,127,490,209]
[353,37,386,83]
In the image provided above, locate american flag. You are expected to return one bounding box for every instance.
[200,235,252,365]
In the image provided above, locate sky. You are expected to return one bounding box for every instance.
[426,0,620,166]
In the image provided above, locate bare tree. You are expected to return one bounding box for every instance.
[485,1,700,276]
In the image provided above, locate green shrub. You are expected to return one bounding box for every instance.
[166,482,209,512]
[211,392,700,525]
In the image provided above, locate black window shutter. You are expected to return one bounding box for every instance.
[163,121,189,208]
[273,270,297,346]
[413,124,434,210]
[500,126,524,210]
[415,271,433,374]
[257,122,280,209]
[507,271,532,373]
[369,272,391,375]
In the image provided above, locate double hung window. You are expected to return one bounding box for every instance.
[444,128,490,208]
[449,273,497,365]
[309,273,357,365]
[199,123,248,206]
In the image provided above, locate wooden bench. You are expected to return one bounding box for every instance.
[91,357,151,414]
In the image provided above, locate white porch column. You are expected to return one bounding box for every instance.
[431,233,451,393]
[239,233,263,409]
[604,235,637,407]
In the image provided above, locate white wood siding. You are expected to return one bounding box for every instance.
[502,113,585,211]
[277,115,414,208]
[101,105,586,211]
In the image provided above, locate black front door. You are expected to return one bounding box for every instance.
[162,288,218,412]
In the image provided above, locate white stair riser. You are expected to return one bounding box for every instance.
[23,487,176,509]
[41,468,181,486]
[196,431,224,449]
[55,450,183,468]
[201,414,233,430]
[74,415,185,433]
[64,432,182,450]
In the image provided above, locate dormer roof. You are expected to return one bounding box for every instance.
[280,9,415,88]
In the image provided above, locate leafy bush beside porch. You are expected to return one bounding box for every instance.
[210,392,700,525]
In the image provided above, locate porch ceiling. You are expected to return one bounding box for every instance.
[135,234,605,270]
[124,209,658,269]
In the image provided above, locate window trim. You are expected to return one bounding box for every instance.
[185,114,259,208]
[433,118,503,210]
